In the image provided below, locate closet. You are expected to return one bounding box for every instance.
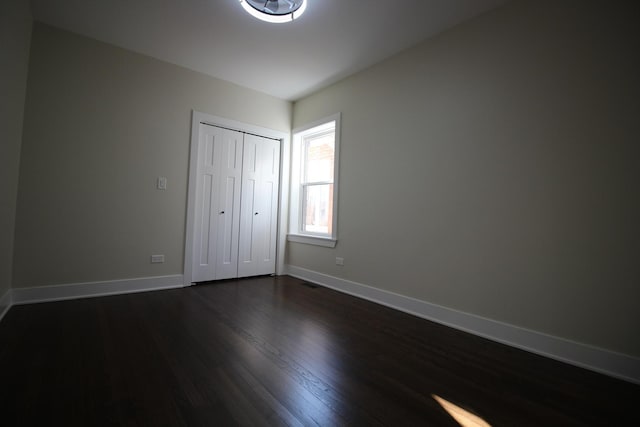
[192,123,280,282]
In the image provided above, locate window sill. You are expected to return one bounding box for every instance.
[287,234,337,248]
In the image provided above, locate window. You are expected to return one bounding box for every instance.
[289,114,340,247]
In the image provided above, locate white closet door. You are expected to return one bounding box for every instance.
[192,124,243,282]
[214,128,244,279]
[238,134,280,277]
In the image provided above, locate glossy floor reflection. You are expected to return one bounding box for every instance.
[0,275,638,425]
[433,394,492,427]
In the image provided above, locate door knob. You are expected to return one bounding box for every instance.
[219,211,225,214]
[254,212,259,215]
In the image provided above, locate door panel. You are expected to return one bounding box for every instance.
[258,142,280,273]
[214,130,243,280]
[192,125,223,282]
[238,136,259,276]
[238,134,280,277]
[192,125,243,282]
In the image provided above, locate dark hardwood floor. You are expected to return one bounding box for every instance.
[0,275,638,426]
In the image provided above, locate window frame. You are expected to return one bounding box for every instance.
[288,113,341,248]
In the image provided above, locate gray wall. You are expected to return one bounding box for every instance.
[13,23,291,288]
[0,0,32,298]
[290,0,640,357]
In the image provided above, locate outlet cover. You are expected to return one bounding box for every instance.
[151,254,165,263]
[335,257,344,266]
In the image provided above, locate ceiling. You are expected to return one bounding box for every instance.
[30,0,508,101]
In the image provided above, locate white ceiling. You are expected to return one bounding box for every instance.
[30,0,508,101]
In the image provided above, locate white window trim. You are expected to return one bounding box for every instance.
[288,113,340,248]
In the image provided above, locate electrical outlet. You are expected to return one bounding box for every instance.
[151,254,165,263]
[335,257,344,266]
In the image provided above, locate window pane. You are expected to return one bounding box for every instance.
[302,184,333,235]
[304,133,334,183]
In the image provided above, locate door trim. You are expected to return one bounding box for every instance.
[184,110,290,285]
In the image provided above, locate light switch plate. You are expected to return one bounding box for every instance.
[157,177,167,190]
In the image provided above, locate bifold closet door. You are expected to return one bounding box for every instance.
[192,124,243,282]
[238,134,280,277]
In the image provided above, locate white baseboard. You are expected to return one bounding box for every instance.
[11,274,186,305]
[286,265,640,385]
[0,289,11,322]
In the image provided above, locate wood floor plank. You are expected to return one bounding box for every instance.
[0,275,638,426]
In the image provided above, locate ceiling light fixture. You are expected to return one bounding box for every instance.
[239,0,307,24]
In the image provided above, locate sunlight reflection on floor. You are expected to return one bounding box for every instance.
[432,394,492,427]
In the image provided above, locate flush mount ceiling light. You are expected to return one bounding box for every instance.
[239,0,307,23]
